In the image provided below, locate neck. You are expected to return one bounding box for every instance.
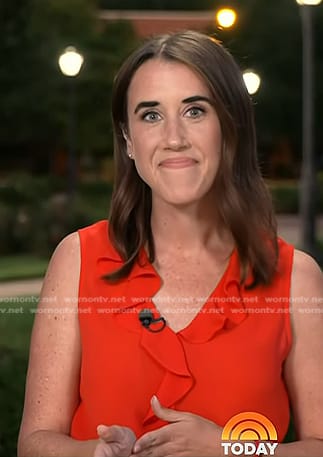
[150,197,233,257]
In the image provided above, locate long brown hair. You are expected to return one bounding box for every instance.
[107,30,278,286]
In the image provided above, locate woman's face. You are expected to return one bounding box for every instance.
[125,58,222,208]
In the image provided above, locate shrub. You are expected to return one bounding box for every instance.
[268,179,323,214]
[0,174,112,256]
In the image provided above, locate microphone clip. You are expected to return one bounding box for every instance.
[139,309,166,333]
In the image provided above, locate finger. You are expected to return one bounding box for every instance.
[133,429,163,454]
[97,425,114,441]
[131,442,174,457]
[97,424,124,442]
[151,395,189,423]
[97,424,135,443]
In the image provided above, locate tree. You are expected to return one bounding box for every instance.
[213,0,323,177]
[0,0,138,171]
[1,0,323,176]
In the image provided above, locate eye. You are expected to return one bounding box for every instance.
[141,111,162,123]
[185,106,206,119]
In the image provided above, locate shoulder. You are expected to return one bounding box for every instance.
[40,231,80,302]
[291,249,322,299]
[289,249,323,336]
[292,248,322,273]
[48,231,80,271]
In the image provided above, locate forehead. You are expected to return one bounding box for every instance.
[127,58,211,105]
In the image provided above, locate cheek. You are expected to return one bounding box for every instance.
[130,128,155,154]
[131,150,152,182]
[131,134,159,170]
[133,161,156,189]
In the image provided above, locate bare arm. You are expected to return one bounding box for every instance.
[276,249,323,456]
[17,232,98,457]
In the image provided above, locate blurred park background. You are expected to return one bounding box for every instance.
[0,0,322,455]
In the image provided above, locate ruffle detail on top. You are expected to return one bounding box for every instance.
[96,243,248,425]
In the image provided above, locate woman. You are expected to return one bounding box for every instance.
[18,30,323,457]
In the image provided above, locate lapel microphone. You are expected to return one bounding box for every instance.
[139,309,166,333]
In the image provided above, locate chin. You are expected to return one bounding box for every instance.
[161,192,207,207]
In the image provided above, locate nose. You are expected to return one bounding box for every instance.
[162,118,190,151]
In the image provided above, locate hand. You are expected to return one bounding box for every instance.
[94,424,136,457]
[132,396,222,457]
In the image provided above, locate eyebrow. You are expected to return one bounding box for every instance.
[133,95,212,114]
[134,101,159,114]
[182,95,212,105]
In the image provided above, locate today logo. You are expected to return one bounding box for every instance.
[221,412,278,456]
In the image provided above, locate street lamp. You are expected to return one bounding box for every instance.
[215,8,237,29]
[295,0,321,255]
[58,46,84,197]
[243,71,261,95]
[296,0,321,4]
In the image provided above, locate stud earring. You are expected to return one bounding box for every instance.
[128,152,133,159]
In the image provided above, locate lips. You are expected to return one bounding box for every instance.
[159,157,198,169]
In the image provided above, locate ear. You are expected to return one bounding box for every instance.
[121,127,134,159]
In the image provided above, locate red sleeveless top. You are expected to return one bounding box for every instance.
[70,220,293,442]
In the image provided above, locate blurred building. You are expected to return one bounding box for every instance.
[98,10,215,37]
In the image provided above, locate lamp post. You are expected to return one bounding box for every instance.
[243,71,261,95]
[295,0,321,255]
[58,46,84,198]
[215,7,237,29]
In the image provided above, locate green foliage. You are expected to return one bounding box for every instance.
[2,0,323,174]
[215,2,323,171]
[269,177,323,214]
[0,175,112,256]
[0,256,48,282]
[0,0,138,162]
[76,21,138,156]
[209,1,301,147]
[0,299,35,457]
[270,183,300,214]
[0,300,35,351]
[0,347,29,457]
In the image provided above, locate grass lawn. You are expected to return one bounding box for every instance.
[0,298,36,457]
[0,255,48,282]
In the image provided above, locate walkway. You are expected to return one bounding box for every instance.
[0,278,43,300]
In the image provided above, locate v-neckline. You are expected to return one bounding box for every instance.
[148,248,237,335]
